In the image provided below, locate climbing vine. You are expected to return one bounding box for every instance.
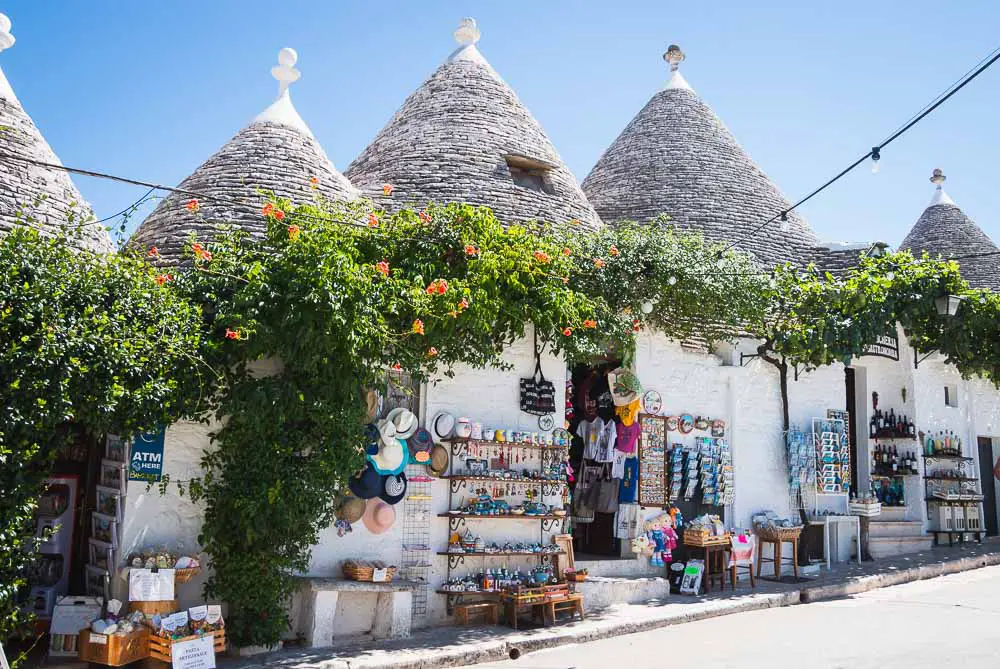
[0,226,205,661]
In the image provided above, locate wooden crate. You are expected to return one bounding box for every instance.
[148,630,225,663]
[78,628,150,666]
[683,529,731,547]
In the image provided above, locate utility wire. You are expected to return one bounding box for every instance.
[710,44,1000,260]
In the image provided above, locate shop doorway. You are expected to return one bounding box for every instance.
[568,362,621,559]
[977,437,999,536]
[845,368,859,496]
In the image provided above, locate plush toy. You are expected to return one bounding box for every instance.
[642,513,679,567]
[630,535,653,557]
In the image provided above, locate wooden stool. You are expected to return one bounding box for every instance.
[693,544,728,593]
[454,601,500,625]
[541,593,584,625]
[756,533,800,580]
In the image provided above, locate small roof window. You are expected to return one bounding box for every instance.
[505,154,555,194]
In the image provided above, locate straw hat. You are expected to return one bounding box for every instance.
[430,412,456,443]
[362,498,396,534]
[607,367,643,407]
[385,408,418,440]
[367,437,409,475]
[376,418,397,448]
[427,444,449,477]
[364,389,381,423]
[336,495,366,524]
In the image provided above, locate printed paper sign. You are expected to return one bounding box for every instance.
[128,568,175,602]
[89,634,108,645]
[372,568,388,582]
[171,635,215,669]
[206,605,222,625]
[129,429,166,482]
[189,605,207,622]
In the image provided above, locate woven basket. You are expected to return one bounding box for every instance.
[682,529,731,547]
[754,526,803,541]
[174,567,202,583]
[342,560,397,583]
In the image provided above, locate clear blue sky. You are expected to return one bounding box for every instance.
[3,0,998,246]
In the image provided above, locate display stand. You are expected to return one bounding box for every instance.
[922,453,986,546]
[438,437,569,613]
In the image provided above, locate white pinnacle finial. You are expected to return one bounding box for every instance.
[454,18,480,46]
[928,168,954,207]
[271,47,300,98]
[0,14,15,53]
[664,44,684,71]
[663,44,692,91]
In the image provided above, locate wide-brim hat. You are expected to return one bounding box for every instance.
[408,428,433,463]
[364,389,381,423]
[386,407,418,440]
[376,418,397,448]
[427,444,449,477]
[431,412,455,443]
[362,498,396,534]
[336,495,366,524]
[367,437,409,475]
[348,463,381,499]
[380,472,407,505]
[608,367,643,407]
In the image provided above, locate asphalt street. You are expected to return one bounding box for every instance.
[465,565,1000,669]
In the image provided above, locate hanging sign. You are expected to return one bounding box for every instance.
[128,568,175,602]
[171,635,215,669]
[129,429,165,482]
[861,333,899,361]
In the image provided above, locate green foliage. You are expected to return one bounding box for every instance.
[0,227,204,657]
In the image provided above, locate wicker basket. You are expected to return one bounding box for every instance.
[174,567,202,583]
[148,630,225,663]
[342,560,397,583]
[565,572,587,582]
[754,526,803,541]
[683,529,731,547]
[129,599,179,616]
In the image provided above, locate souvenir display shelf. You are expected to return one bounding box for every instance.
[438,436,569,612]
[922,452,985,546]
[813,417,850,497]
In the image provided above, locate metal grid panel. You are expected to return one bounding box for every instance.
[401,465,432,616]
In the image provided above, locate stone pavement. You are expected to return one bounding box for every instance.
[228,539,1000,669]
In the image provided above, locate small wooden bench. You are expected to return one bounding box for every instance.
[454,601,500,625]
[501,583,584,629]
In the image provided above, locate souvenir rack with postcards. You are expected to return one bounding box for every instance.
[433,411,572,612]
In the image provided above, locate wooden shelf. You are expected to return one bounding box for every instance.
[438,513,567,520]
[445,437,568,451]
[923,475,978,482]
[871,472,919,479]
[443,475,566,484]
[437,551,565,557]
[924,498,983,505]
[923,454,974,461]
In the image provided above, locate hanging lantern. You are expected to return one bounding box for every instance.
[934,294,964,316]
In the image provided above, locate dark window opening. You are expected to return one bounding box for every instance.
[505,155,555,194]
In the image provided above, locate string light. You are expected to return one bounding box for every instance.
[641,301,654,314]
[779,211,790,233]
[871,146,881,173]
[667,275,677,285]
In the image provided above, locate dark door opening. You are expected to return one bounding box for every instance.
[845,368,859,497]
[977,437,998,536]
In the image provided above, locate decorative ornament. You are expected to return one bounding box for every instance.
[538,414,555,431]
[678,414,694,434]
[641,390,663,415]
[665,416,679,432]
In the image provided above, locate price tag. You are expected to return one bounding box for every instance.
[90,634,108,645]
[372,568,388,582]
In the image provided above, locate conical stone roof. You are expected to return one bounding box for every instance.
[582,46,819,266]
[901,169,999,291]
[0,15,113,253]
[345,18,601,230]
[131,48,358,266]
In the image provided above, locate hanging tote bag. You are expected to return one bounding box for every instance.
[519,334,556,416]
[594,464,621,514]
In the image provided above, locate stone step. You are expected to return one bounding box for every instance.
[575,575,671,609]
[868,520,925,538]
[869,535,934,559]
[875,506,909,522]
[575,557,663,578]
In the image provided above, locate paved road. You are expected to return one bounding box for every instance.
[466,565,1000,669]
